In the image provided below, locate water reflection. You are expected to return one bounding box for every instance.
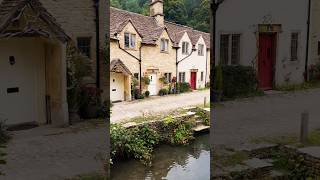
[111,134,209,180]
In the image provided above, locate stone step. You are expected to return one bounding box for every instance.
[192,124,210,132]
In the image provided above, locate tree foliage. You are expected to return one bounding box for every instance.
[111,0,210,32]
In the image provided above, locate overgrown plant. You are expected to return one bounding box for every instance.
[110,124,160,166]
[163,116,195,145]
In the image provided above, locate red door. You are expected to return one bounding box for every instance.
[258,34,275,90]
[190,72,197,90]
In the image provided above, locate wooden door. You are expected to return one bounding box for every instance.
[190,72,197,90]
[258,34,275,90]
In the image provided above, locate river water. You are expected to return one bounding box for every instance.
[111,134,210,180]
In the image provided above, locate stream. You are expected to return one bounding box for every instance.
[111,134,210,180]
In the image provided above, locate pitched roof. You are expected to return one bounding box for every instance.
[110,59,132,76]
[0,0,69,42]
[110,7,210,48]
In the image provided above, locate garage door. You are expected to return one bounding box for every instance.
[0,39,46,125]
[110,72,125,102]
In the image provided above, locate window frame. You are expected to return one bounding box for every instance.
[290,32,299,61]
[160,39,169,52]
[179,72,186,82]
[198,44,204,56]
[124,32,136,49]
[182,41,189,55]
[231,34,241,65]
[77,37,92,58]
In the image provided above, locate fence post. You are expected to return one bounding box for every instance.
[300,111,309,144]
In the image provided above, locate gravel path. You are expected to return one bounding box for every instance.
[0,125,107,180]
[212,89,320,148]
[111,90,210,123]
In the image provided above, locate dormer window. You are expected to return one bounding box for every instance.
[124,33,136,49]
[182,41,189,55]
[160,39,169,52]
[198,44,204,56]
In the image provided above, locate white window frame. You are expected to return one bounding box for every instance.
[124,32,136,49]
[198,44,204,56]
[179,72,186,82]
[182,41,189,55]
[160,39,169,52]
[219,33,241,65]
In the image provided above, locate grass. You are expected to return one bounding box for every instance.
[275,81,320,92]
[213,150,249,167]
[120,108,189,124]
[251,129,320,147]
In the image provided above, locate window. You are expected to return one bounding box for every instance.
[182,42,189,55]
[77,37,91,58]
[231,34,241,64]
[220,35,229,65]
[164,73,172,83]
[134,73,139,80]
[198,44,204,56]
[291,33,299,61]
[179,72,186,82]
[220,34,241,65]
[201,72,204,81]
[124,33,136,49]
[161,39,169,52]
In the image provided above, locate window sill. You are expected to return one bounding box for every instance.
[161,51,169,54]
[124,47,137,51]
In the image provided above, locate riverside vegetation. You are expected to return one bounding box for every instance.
[111,109,208,166]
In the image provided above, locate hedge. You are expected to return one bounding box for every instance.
[213,65,258,99]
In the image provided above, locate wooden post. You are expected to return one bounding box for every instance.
[300,111,309,144]
[204,97,207,107]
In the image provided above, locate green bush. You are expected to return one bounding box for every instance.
[110,124,160,165]
[133,89,144,99]
[144,91,150,98]
[158,88,168,96]
[213,65,258,99]
[163,116,195,145]
[177,82,191,93]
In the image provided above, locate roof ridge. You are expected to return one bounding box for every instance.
[111,7,154,20]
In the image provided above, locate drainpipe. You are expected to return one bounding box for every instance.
[176,46,196,92]
[305,0,311,82]
[94,0,100,88]
[205,48,208,85]
[116,39,143,93]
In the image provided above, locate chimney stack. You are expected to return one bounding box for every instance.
[150,0,164,26]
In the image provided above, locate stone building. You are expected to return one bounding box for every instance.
[110,0,210,102]
[0,0,108,126]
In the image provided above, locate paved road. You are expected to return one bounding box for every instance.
[111,90,210,123]
[212,89,320,148]
[1,125,107,180]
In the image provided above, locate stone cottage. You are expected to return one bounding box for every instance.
[110,0,210,102]
[216,0,320,90]
[0,0,108,126]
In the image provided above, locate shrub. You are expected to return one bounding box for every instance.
[177,82,191,93]
[163,116,195,145]
[0,119,9,144]
[144,91,150,97]
[133,89,144,99]
[213,65,258,99]
[141,76,150,85]
[158,88,168,96]
[110,124,160,165]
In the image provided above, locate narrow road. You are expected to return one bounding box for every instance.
[1,125,107,180]
[111,90,210,123]
[212,89,320,148]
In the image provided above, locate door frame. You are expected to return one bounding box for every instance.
[257,32,277,90]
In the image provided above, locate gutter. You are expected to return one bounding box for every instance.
[94,0,100,88]
[305,0,311,81]
[116,39,143,93]
[175,46,196,92]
